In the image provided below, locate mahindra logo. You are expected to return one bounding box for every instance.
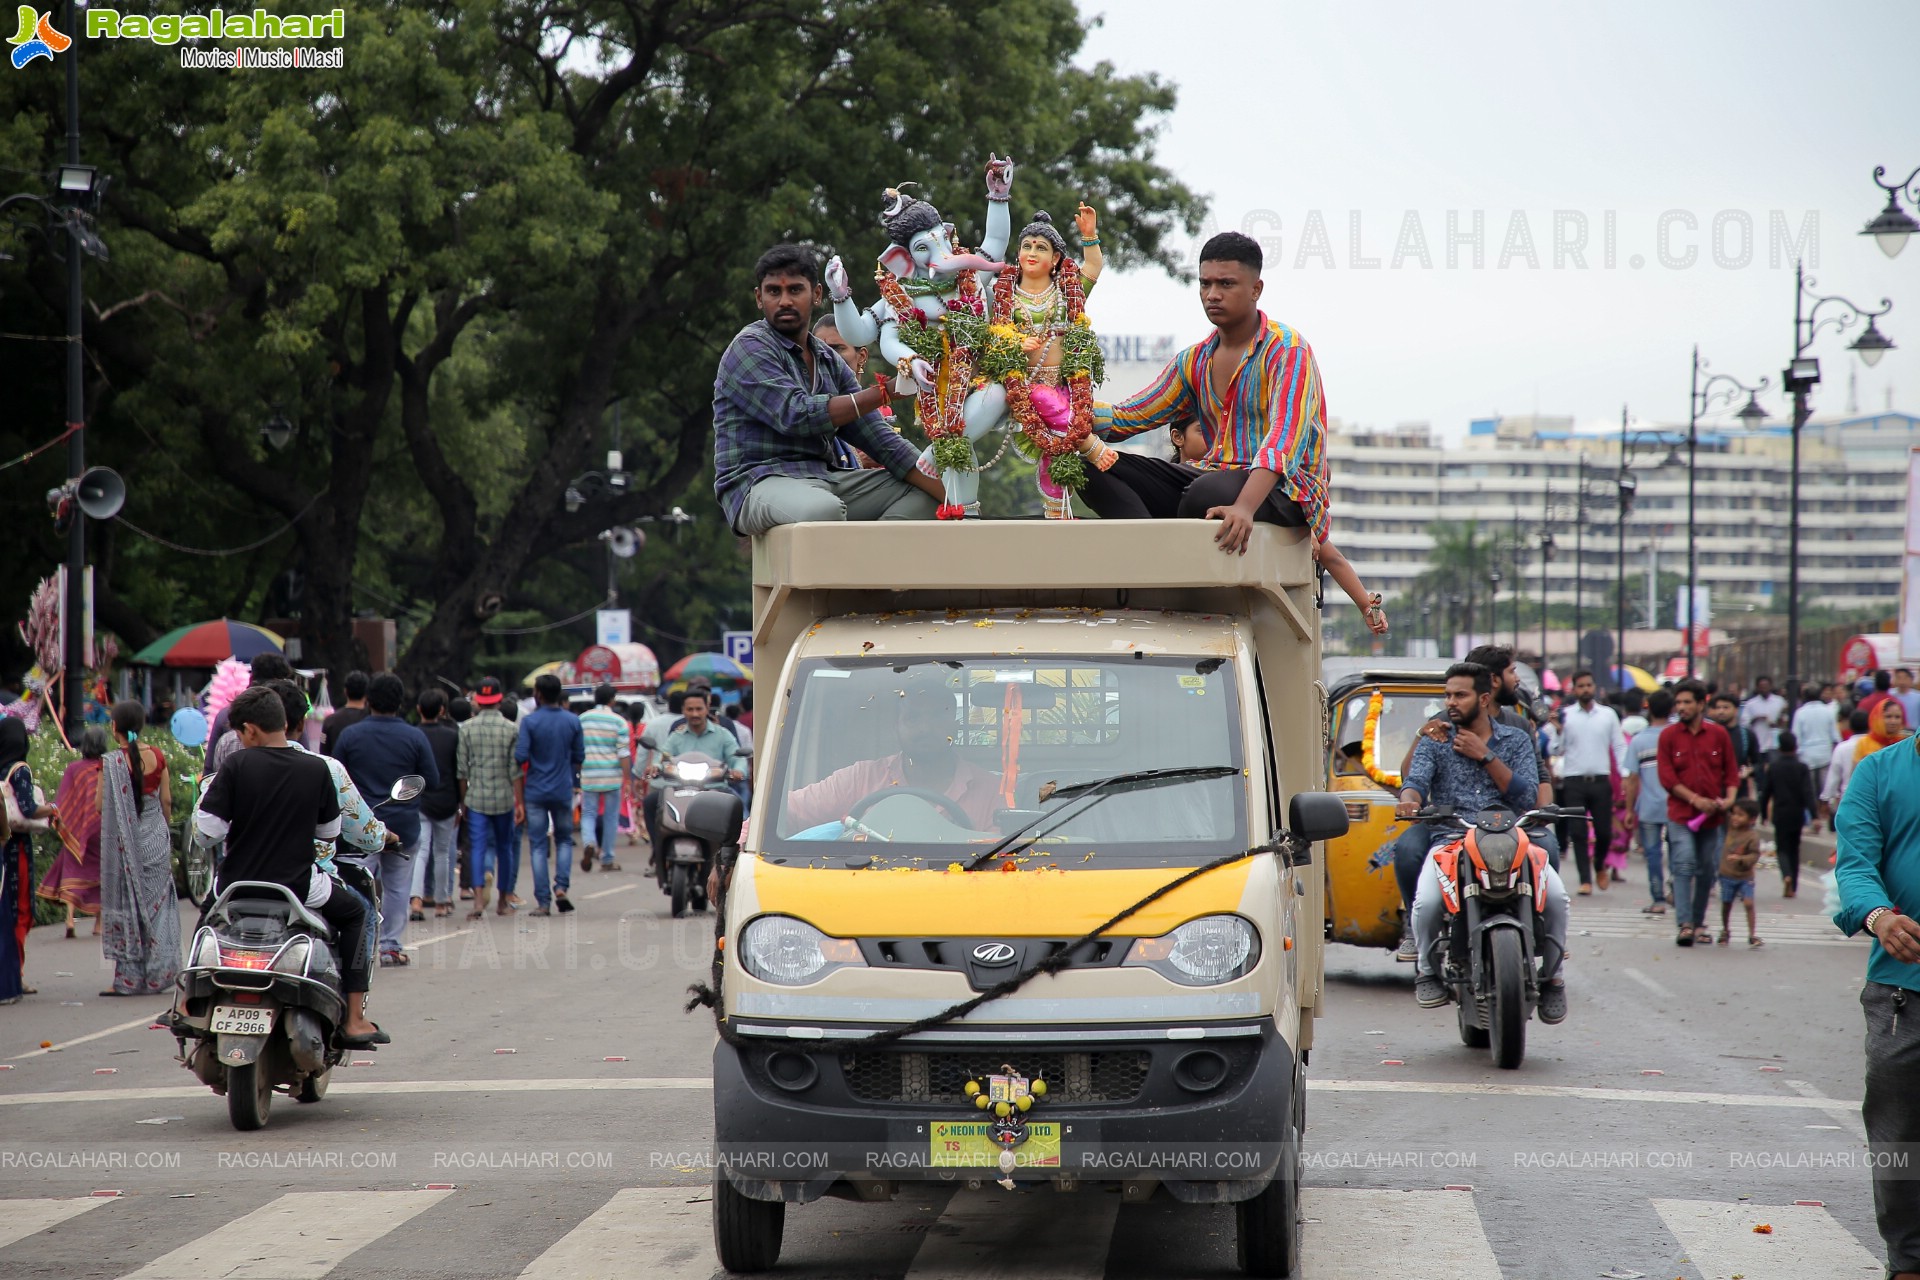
[971,942,1017,966]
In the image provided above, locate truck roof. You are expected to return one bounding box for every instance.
[751,519,1319,676]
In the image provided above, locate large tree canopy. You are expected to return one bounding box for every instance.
[0,0,1204,692]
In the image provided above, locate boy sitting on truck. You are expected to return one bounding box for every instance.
[1081,231,1386,636]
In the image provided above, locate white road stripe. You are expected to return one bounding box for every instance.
[1301,1188,1500,1279]
[0,1197,113,1249]
[518,1187,712,1279]
[1784,1078,1868,1140]
[409,884,636,950]
[0,1078,712,1106]
[905,1184,1120,1279]
[6,1014,166,1061]
[1621,967,1675,999]
[1651,1199,1881,1279]
[1311,1079,1859,1110]
[118,1189,452,1280]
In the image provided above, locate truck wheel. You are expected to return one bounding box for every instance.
[1456,996,1490,1048]
[295,1067,330,1103]
[1236,1119,1300,1276]
[1488,928,1527,1069]
[712,1169,784,1273]
[227,1062,273,1131]
[670,864,691,918]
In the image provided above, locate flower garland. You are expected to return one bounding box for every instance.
[877,266,992,518]
[988,259,1106,505]
[1360,692,1401,789]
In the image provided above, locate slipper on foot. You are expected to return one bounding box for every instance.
[339,1024,391,1047]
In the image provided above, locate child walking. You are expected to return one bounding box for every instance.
[1717,798,1764,947]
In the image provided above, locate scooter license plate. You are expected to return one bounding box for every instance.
[208,1004,276,1035]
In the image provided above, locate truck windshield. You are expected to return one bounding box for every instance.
[766,655,1246,863]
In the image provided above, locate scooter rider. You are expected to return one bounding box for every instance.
[194,686,389,1047]
[645,688,744,877]
[1394,662,1571,1025]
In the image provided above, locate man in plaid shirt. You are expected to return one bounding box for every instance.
[714,244,942,534]
[457,676,521,918]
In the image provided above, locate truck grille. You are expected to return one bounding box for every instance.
[839,1051,1152,1105]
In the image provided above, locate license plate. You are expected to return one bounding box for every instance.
[929,1120,1061,1169]
[208,1004,276,1036]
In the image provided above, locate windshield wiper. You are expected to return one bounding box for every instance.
[964,765,1239,870]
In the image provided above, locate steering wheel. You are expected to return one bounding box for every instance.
[844,786,976,830]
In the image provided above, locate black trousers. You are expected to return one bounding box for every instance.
[316,882,372,995]
[1081,454,1308,526]
[1774,819,1802,890]
[1561,774,1613,887]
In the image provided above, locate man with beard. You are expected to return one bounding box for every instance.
[1385,643,1559,962]
[714,243,943,535]
[1658,679,1740,947]
[1396,662,1569,1022]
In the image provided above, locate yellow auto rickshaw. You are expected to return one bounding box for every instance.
[1321,660,1452,949]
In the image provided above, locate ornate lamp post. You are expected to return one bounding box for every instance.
[1861,164,1920,259]
[1683,352,1768,680]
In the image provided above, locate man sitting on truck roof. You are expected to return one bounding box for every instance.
[784,682,1001,833]
[1077,231,1387,637]
[713,244,944,536]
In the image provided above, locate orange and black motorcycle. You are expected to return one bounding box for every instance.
[1415,805,1575,1069]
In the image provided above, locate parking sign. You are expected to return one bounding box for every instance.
[722,630,754,668]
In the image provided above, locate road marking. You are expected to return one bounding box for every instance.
[1651,1199,1881,1279]
[1785,1078,1868,1140]
[905,1183,1120,1279]
[1620,967,1674,999]
[518,1187,711,1279]
[1311,1079,1861,1111]
[1301,1188,1500,1279]
[409,885,636,950]
[6,1014,167,1062]
[0,1078,715,1106]
[0,1196,113,1248]
[580,883,637,901]
[119,1189,452,1280]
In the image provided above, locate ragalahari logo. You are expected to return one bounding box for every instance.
[8,6,70,67]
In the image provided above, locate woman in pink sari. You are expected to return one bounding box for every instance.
[38,727,108,937]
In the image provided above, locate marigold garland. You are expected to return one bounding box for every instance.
[988,259,1105,506]
[1360,692,1402,789]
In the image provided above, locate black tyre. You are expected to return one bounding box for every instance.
[180,841,215,907]
[295,1067,330,1103]
[1236,1105,1301,1276]
[670,863,691,918]
[227,1061,273,1131]
[1488,928,1528,1070]
[1456,995,1490,1048]
[712,1169,784,1274]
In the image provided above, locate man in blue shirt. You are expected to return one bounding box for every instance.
[1623,687,1674,915]
[334,673,440,964]
[1833,729,1920,1280]
[515,674,585,914]
[1395,662,1569,1024]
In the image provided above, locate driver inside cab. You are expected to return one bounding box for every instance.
[784,680,1002,831]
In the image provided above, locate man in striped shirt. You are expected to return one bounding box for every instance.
[578,683,631,873]
[1085,231,1329,555]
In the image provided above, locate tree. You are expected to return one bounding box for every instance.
[0,0,1204,691]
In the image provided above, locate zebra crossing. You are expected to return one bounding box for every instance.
[1570,903,1861,946]
[0,1184,1885,1279]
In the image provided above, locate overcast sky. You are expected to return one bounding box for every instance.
[1074,0,1920,441]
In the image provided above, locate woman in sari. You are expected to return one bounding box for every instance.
[39,727,108,937]
[97,701,179,997]
[1851,699,1909,766]
[3,717,59,1004]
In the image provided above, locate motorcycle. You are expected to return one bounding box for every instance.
[640,734,748,918]
[168,774,423,1131]
[1413,804,1575,1070]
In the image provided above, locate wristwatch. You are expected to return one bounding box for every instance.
[1864,907,1895,937]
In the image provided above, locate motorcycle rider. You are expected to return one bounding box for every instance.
[194,686,388,1046]
[1394,661,1571,1025]
[644,688,744,878]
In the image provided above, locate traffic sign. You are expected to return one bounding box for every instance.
[722,630,753,668]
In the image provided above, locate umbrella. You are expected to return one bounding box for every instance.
[1610,664,1659,692]
[662,652,751,688]
[131,618,285,668]
[523,660,569,689]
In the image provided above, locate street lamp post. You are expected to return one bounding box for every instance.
[1781,260,1895,697]
[1862,164,1920,259]
[1538,520,1554,673]
[1573,456,1586,666]
[1682,348,1767,681]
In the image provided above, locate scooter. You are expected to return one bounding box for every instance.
[641,735,748,918]
[168,775,423,1131]
[1413,804,1576,1070]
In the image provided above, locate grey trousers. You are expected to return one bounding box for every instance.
[1863,981,1920,1274]
[735,469,936,536]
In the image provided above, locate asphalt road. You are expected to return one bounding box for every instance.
[0,834,1894,1280]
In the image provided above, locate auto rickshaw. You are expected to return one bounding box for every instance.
[1321,660,1451,949]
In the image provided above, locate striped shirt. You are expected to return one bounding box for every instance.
[580,707,631,792]
[1097,313,1331,541]
[456,709,519,816]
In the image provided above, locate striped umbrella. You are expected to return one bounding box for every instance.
[130,619,286,668]
[661,652,751,689]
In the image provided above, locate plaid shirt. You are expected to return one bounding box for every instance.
[712,319,922,529]
[457,709,519,815]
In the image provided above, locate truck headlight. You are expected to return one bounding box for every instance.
[1124,915,1259,985]
[738,916,865,986]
